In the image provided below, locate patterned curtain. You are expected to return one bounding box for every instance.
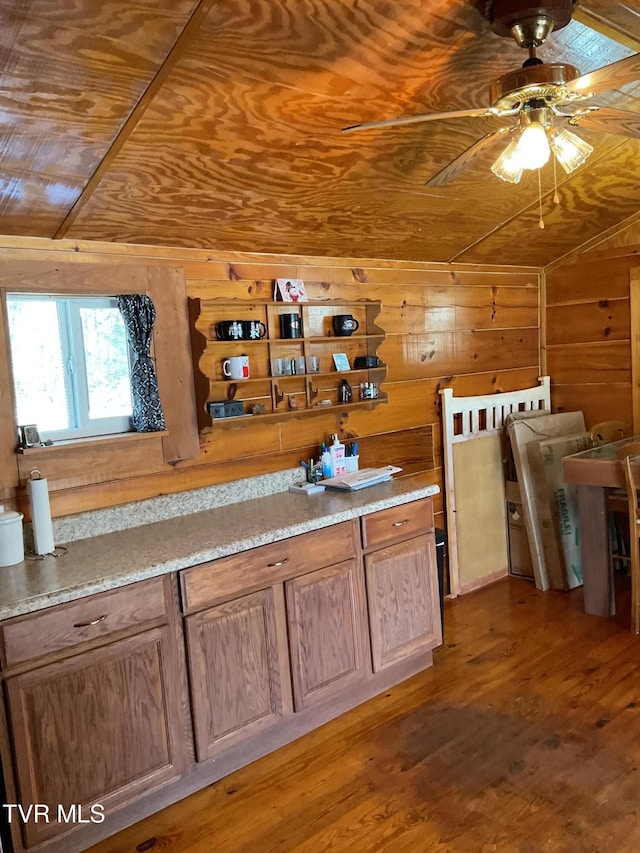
[117,294,167,432]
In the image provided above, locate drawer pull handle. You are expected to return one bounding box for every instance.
[392,519,409,527]
[267,558,289,567]
[73,614,108,628]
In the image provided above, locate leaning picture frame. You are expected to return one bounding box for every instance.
[275,278,308,303]
[332,352,350,371]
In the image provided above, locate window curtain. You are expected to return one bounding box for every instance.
[117,294,166,432]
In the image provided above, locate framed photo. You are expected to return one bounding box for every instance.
[275,278,308,303]
[18,424,41,448]
[332,353,351,371]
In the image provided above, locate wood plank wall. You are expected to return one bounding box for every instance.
[0,238,540,527]
[545,245,640,428]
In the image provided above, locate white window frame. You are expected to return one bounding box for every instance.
[7,293,134,441]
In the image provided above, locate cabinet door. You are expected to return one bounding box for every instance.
[365,533,442,672]
[185,587,292,761]
[285,560,368,711]
[6,626,188,848]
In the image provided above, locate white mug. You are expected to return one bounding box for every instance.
[223,355,250,380]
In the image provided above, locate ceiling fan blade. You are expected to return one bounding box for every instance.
[342,107,500,133]
[425,126,515,187]
[565,52,640,97]
[568,107,640,139]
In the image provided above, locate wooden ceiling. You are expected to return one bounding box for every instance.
[2,0,640,266]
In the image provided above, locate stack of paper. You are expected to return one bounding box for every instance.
[322,466,402,491]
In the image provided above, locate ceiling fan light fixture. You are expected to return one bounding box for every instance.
[513,122,551,170]
[549,127,593,173]
[491,139,524,183]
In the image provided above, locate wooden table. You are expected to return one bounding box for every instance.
[563,436,640,617]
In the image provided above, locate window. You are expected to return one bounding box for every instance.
[7,294,133,441]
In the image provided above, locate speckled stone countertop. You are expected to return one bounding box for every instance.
[0,473,439,621]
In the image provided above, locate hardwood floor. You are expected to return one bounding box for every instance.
[88,576,640,853]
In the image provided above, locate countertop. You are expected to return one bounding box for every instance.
[0,473,439,621]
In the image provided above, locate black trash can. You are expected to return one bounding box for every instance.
[435,527,447,635]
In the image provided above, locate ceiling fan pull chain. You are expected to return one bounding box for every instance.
[553,156,560,205]
[538,169,545,230]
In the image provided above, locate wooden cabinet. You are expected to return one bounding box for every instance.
[365,535,441,672]
[0,496,440,852]
[1,576,189,850]
[180,521,358,613]
[185,587,292,761]
[362,501,442,673]
[285,560,368,711]
[189,298,387,428]
[182,522,365,748]
[0,575,168,669]
[361,497,434,551]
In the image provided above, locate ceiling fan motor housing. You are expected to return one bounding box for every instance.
[490,61,580,109]
[487,0,576,47]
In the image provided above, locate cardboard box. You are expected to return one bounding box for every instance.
[502,410,549,482]
[507,411,586,590]
[528,432,591,589]
[505,480,534,579]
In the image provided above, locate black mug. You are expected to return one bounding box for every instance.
[333,314,360,337]
[242,320,266,340]
[280,313,302,339]
[215,320,246,341]
[354,355,379,369]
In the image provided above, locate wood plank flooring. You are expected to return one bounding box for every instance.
[88,577,640,853]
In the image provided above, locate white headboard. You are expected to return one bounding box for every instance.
[440,377,551,596]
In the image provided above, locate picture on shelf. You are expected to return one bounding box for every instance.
[332,353,351,371]
[275,278,308,303]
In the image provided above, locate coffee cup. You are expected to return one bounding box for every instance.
[280,313,302,339]
[216,320,246,341]
[307,355,320,373]
[223,355,250,380]
[359,381,378,400]
[242,320,266,340]
[333,315,359,337]
[353,355,379,369]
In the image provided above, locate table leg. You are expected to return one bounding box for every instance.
[578,485,615,617]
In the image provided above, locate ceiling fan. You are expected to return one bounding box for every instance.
[342,0,640,187]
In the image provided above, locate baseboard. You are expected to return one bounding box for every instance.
[459,567,509,595]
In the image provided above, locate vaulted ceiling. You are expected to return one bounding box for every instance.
[2,0,640,266]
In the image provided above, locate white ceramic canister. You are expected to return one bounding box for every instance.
[0,505,25,567]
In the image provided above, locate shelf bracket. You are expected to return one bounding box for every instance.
[274,384,285,406]
[307,381,318,401]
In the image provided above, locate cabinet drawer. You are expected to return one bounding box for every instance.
[181,520,358,613]
[361,498,433,550]
[0,576,168,669]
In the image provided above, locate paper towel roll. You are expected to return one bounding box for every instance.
[28,473,55,555]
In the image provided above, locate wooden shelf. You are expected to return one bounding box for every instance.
[203,338,268,345]
[269,334,384,344]
[271,366,386,380]
[203,334,384,346]
[188,297,387,430]
[205,396,388,429]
